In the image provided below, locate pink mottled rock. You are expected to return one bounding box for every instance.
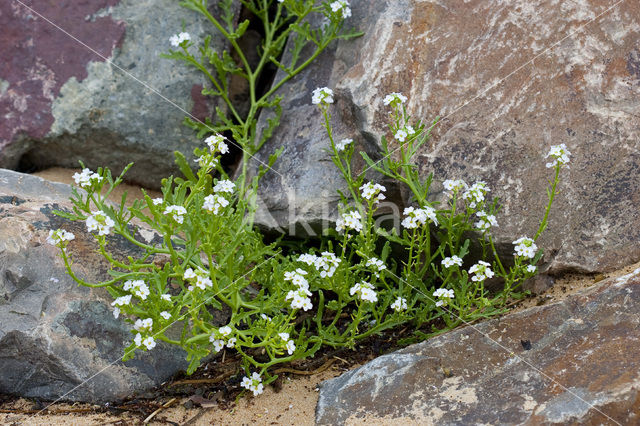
[252,0,640,273]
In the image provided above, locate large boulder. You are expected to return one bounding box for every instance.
[252,0,640,273]
[316,269,640,424]
[0,0,234,188]
[0,169,188,403]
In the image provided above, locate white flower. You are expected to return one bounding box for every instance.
[286,288,313,311]
[160,311,171,320]
[406,125,415,135]
[469,261,495,282]
[226,337,237,348]
[298,253,318,265]
[278,332,290,341]
[260,314,272,322]
[124,280,150,300]
[72,168,102,189]
[219,325,232,336]
[241,372,264,396]
[164,205,187,224]
[284,269,309,289]
[152,197,163,206]
[366,257,386,272]
[134,333,142,347]
[433,288,455,307]
[462,182,490,209]
[161,294,172,301]
[390,297,408,312]
[336,138,353,151]
[112,307,121,319]
[202,194,229,214]
[46,229,75,247]
[86,210,115,236]
[170,31,191,47]
[313,251,341,278]
[211,338,225,352]
[311,87,334,105]
[142,336,156,350]
[443,179,468,196]
[286,339,296,355]
[360,182,386,203]
[526,265,537,273]
[336,210,363,233]
[214,179,235,193]
[195,154,219,169]
[402,206,438,229]
[329,1,351,19]
[183,267,213,290]
[134,318,153,332]
[383,92,407,106]
[475,211,498,231]
[395,128,408,142]
[441,255,463,268]
[112,295,132,307]
[546,143,571,168]
[205,134,229,154]
[513,237,538,259]
[350,281,378,303]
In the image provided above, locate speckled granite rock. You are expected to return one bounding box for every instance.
[0,169,187,402]
[0,0,236,188]
[316,270,640,425]
[251,0,640,273]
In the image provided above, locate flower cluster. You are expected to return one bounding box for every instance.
[72,168,102,189]
[210,325,236,352]
[316,252,342,277]
[214,179,235,193]
[402,206,438,229]
[366,257,386,277]
[462,181,489,209]
[170,32,191,47]
[441,255,463,268]
[86,210,115,236]
[443,179,467,196]
[350,281,378,303]
[285,269,313,311]
[134,333,156,351]
[394,125,415,142]
[360,182,386,203]
[278,332,296,355]
[383,92,407,107]
[513,237,537,259]
[203,194,229,214]
[46,229,75,248]
[124,279,150,300]
[336,210,363,233]
[329,1,351,19]
[475,211,498,231]
[241,372,264,396]
[111,294,132,319]
[469,261,494,282]
[336,138,353,151]
[546,144,571,168]
[164,205,187,224]
[433,288,455,307]
[205,134,229,155]
[183,267,213,290]
[312,87,334,105]
[390,297,408,312]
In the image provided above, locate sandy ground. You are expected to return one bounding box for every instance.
[0,368,345,425]
[2,167,637,425]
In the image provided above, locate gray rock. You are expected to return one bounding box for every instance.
[251,0,640,273]
[316,269,640,425]
[0,169,188,402]
[0,0,236,188]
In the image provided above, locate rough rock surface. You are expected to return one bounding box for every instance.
[316,270,640,425]
[0,169,188,402]
[0,0,231,188]
[252,0,640,273]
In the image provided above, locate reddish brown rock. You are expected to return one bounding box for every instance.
[317,271,640,424]
[253,0,640,273]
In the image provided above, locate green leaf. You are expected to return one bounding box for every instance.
[174,151,197,183]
